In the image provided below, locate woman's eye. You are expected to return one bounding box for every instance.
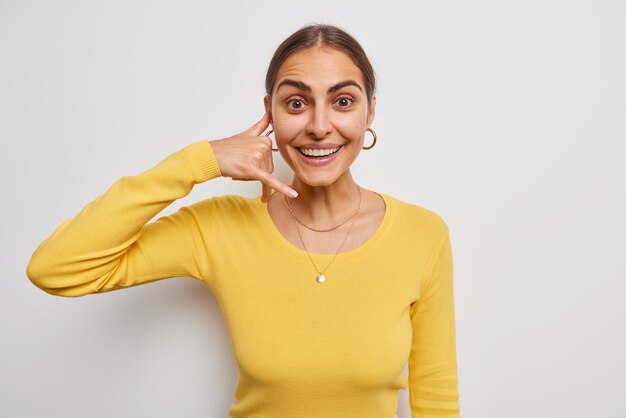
[286,98,306,110]
[285,96,354,111]
[335,96,354,108]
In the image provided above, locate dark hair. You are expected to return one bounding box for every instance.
[265,23,376,107]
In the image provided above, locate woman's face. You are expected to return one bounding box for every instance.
[264,46,376,187]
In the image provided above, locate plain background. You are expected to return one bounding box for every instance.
[2,1,624,417]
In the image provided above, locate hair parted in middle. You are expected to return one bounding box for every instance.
[264,23,377,108]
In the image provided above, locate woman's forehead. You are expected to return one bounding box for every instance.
[275,48,364,93]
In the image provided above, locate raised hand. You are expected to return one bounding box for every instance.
[209,111,298,202]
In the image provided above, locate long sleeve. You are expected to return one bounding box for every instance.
[25,139,222,297]
[408,225,461,417]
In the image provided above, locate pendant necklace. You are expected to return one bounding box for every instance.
[281,184,363,283]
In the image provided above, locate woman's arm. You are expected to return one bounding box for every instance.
[25,139,222,297]
[408,223,462,417]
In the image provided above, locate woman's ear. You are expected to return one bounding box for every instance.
[263,95,272,124]
[366,95,377,128]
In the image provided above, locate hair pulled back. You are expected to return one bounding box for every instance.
[265,23,376,107]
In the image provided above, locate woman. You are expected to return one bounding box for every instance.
[27,23,462,418]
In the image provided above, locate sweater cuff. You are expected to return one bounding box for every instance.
[184,139,223,183]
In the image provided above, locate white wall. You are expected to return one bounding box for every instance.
[2,0,624,417]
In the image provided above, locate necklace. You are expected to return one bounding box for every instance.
[281,184,362,283]
[289,209,358,283]
[281,183,363,232]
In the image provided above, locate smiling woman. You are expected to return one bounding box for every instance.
[266,45,376,189]
[263,25,375,183]
[26,23,462,418]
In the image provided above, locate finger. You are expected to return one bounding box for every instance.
[265,156,275,203]
[260,152,273,202]
[267,148,275,174]
[261,182,271,203]
[257,170,298,199]
[244,110,271,137]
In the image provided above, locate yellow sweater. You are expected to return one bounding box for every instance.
[26,139,462,418]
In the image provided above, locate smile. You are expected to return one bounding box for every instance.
[297,145,343,157]
[295,145,344,166]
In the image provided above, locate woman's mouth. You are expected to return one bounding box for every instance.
[296,145,344,166]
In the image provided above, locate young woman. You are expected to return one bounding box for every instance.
[27,23,462,418]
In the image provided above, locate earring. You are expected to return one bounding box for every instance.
[362,128,377,150]
[264,129,279,152]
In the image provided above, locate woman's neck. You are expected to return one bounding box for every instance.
[287,171,362,224]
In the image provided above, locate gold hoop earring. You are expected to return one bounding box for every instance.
[362,128,377,150]
[264,129,279,152]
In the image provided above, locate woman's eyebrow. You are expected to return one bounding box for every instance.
[275,79,363,95]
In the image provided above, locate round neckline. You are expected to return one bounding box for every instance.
[257,190,394,261]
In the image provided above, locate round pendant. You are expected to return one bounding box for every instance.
[316,274,326,283]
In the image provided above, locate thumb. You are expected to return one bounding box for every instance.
[245,111,271,136]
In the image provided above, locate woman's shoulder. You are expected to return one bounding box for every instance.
[175,193,262,235]
[381,191,450,237]
[187,193,259,215]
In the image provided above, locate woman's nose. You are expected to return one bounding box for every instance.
[305,107,332,138]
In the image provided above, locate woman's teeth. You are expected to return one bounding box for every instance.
[297,146,342,157]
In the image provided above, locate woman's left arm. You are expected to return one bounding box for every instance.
[408,224,462,417]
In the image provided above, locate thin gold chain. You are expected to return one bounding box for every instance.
[287,202,358,276]
[281,183,363,232]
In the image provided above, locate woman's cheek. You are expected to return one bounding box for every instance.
[275,121,302,145]
[334,121,363,141]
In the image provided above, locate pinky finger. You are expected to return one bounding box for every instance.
[261,182,271,202]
